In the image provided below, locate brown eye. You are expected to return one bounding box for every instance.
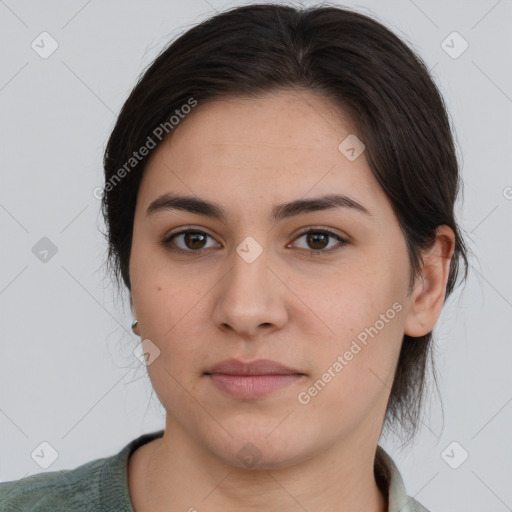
[290,229,349,255]
[306,232,329,250]
[163,229,220,254]
[163,227,348,257]
[182,232,207,250]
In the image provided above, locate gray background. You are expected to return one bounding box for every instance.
[1,1,511,510]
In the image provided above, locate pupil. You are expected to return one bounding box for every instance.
[183,232,329,251]
[186,233,206,249]
[308,233,327,250]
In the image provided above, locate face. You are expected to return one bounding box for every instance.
[129,89,417,469]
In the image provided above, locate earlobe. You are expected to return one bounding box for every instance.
[129,294,140,335]
[404,225,455,338]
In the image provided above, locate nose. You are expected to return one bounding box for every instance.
[211,246,289,338]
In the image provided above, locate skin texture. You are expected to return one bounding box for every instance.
[127,89,455,512]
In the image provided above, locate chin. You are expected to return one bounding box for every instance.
[202,427,314,471]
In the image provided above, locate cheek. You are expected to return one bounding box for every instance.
[130,241,208,335]
[130,259,215,386]
[298,306,404,433]
[291,255,401,334]
[133,280,208,356]
[293,262,405,402]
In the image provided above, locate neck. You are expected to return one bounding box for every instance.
[129,421,388,512]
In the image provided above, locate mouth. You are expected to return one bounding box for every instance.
[204,358,306,400]
[204,358,305,376]
[205,373,305,400]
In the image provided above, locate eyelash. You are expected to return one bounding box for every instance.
[162,227,349,257]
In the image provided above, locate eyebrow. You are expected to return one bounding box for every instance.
[146,192,373,222]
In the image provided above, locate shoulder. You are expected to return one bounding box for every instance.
[0,457,105,511]
[406,495,432,512]
[0,430,164,512]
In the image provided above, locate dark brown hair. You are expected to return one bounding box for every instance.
[101,2,471,444]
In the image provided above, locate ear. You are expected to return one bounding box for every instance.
[404,225,455,337]
[129,293,140,336]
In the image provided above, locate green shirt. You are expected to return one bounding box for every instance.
[0,429,431,511]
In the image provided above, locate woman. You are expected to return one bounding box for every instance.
[0,3,469,511]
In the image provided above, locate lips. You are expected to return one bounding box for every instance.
[205,358,305,400]
[205,358,304,376]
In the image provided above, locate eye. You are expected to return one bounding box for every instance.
[162,227,349,256]
[163,228,220,255]
[289,228,349,255]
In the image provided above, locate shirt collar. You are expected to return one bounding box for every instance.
[103,431,427,512]
[376,445,429,512]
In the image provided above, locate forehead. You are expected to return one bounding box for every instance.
[168,89,354,156]
[138,90,389,221]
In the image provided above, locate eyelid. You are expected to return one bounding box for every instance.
[162,225,350,255]
[288,226,349,253]
[163,225,221,249]
[292,225,349,240]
